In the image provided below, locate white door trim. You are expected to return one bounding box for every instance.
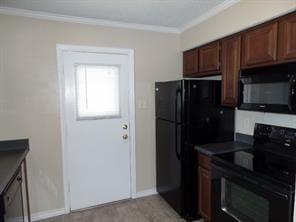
[56,44,136,213]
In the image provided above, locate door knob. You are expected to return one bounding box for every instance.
[123,134,128,140]
[123,124,128,130]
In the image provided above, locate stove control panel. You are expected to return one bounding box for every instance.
[254,123,296,148]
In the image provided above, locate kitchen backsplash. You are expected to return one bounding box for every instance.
[235,109,296,135]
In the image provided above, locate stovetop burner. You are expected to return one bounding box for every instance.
[213,123,296,189]
[213,149,296,187]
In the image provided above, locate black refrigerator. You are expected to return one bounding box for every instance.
[155,80,234,221]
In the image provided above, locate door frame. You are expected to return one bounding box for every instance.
[56,44,136,213]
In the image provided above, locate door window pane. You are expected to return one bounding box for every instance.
[76,65,120,119]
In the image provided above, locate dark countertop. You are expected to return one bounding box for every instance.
[0,139,29,194]
[195,133,253,156]
[195,141,252,156]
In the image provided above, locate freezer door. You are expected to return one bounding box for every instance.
[155,81,182,123]
[156,119,183,214]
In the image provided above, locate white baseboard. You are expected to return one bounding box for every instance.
[135,188,157,198]
[27,190,157,221]
[26,208,67,222]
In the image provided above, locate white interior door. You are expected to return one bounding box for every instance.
[62,50,132,211]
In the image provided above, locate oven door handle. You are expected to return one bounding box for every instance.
[260,184,289,200]
[213,164,290,200]
[212,164,244,180]
[242,175,259,186]
[288,74,296,111]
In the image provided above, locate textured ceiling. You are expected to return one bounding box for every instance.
[0,0,231,28]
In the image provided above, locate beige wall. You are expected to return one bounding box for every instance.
[0,14,181,214]
[181,0,296,51]
[1,0,296,217]
[180,0,296,135]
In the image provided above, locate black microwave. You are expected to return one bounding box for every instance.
[238,63,296,114]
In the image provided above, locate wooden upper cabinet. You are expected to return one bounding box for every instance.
[242,22,278,68]
[183,49,198,76]
[221,35,241,107]
[198,41,221,74]
[278,13,296,62]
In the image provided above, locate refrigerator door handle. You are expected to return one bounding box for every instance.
[175,124,181,160]
[175,88,182,123]
[175,89,182,160]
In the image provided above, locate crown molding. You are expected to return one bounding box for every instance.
[179,0,241,32]
[0,7,180,34]
[0,1,241,34]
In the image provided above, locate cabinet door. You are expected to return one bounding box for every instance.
[198,153,211,170]
[221,35,241,107]
[242,22,278,67]
[199,42,220,74]
[183,49,198,76]
[278,13,296,62]
[198,166,211,221]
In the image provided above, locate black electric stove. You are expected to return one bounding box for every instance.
[211,123,296,222]
[213,149,296,190]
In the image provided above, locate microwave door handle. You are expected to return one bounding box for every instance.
[288,75,296,111]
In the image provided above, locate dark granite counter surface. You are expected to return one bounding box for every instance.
[0,139,29,194]
[195,133,253,156]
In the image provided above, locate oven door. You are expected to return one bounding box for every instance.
[238,70,296,114]
[211,165,294,222]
